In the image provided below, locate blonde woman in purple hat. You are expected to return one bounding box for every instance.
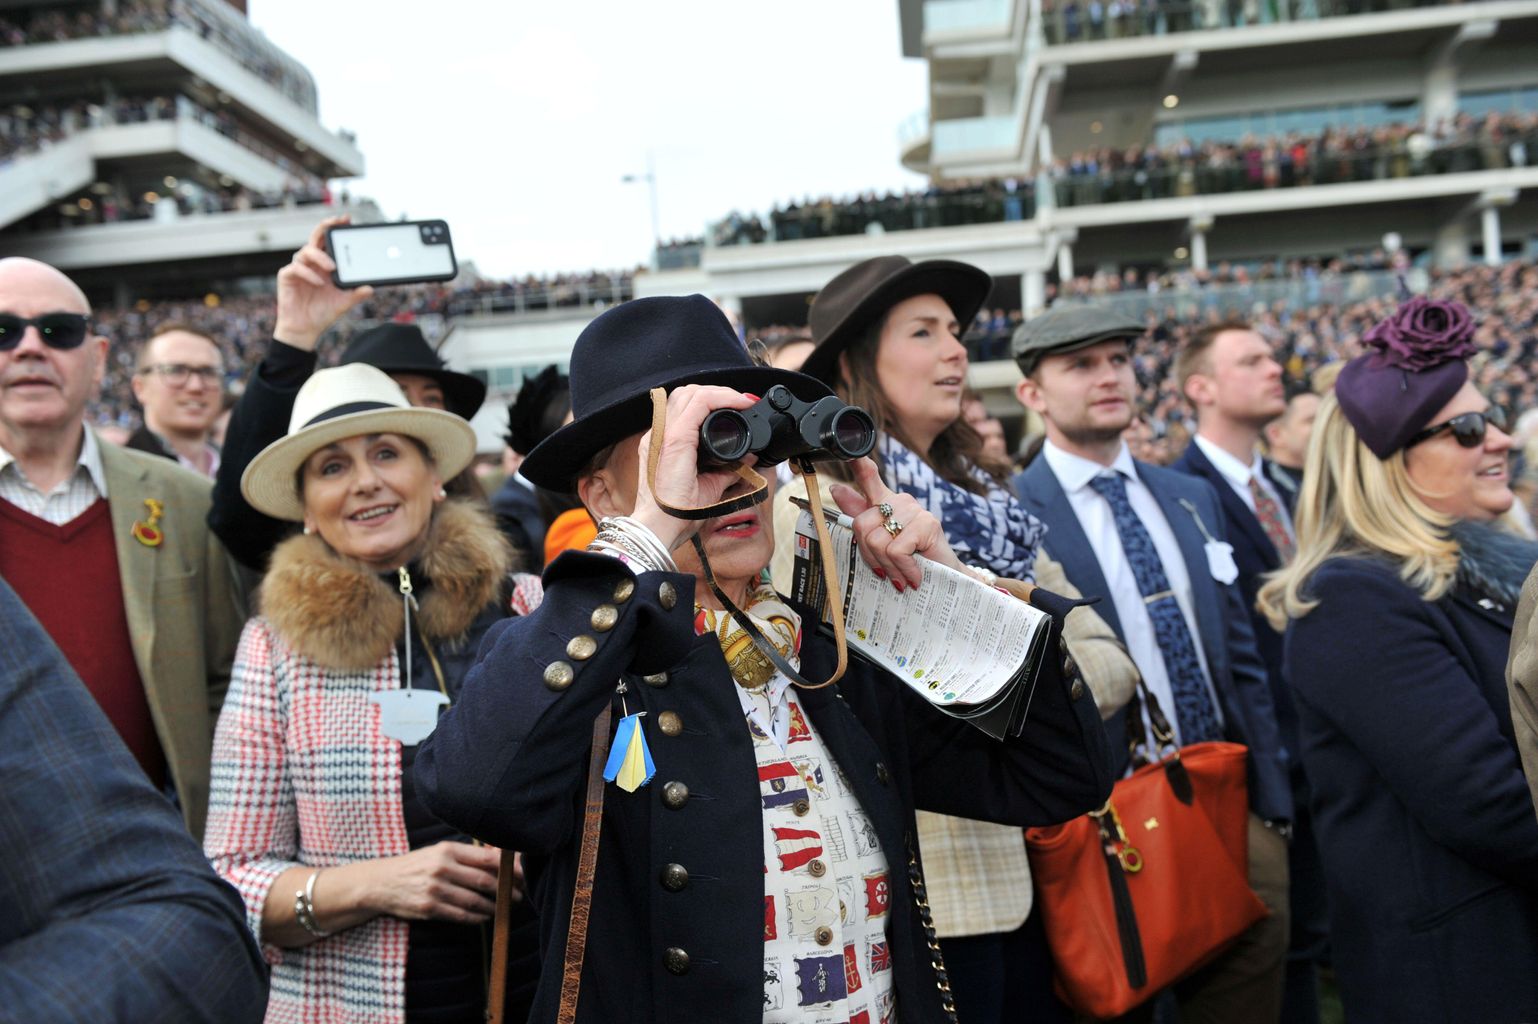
[1257,297,1538,1023]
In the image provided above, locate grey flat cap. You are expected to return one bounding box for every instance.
[1011,305,1144,374]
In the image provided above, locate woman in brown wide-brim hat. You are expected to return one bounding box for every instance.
[774,256,1138,1024]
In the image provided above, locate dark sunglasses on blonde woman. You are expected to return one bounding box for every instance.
[0,313,90,351]
[1405,405,1508,449]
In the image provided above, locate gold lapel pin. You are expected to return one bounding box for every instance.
[132,498,165,547]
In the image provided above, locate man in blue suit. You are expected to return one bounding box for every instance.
[1009,306,1292,1022]
[0,572,267,1022]
[1170,323,1327,1024]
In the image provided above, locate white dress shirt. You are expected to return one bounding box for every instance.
[1192,434,1294,538]
[0,426,108,525]
[1041,439,1223,746]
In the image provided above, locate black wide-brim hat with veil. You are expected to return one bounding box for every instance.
[521,295,832,493]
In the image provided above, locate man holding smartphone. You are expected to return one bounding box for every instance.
[209,216,488,571]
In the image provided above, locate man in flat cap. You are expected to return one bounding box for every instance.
[1009,306,1293,1021]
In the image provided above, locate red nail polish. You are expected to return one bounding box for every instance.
[893,579,904,593]
[744,392,760,401]
[873,567,887,580]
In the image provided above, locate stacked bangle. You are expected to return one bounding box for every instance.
[589,516,679,575]
[293,869,329,938]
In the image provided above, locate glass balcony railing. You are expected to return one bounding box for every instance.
[924,0,1015,35]
[1039,0,1484,45]
[933,114,1018,156]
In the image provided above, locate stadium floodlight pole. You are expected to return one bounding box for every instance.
[621,152,661,269]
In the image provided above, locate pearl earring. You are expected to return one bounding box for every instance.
[437,487,447,499]
[303,525,313,535]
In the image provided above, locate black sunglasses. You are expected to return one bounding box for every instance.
[1405,406,1508,449]
[0,313,91,351]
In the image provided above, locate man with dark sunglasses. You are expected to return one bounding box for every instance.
[0,257,245,842]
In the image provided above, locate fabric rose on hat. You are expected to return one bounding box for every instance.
[1361,297,1477,372]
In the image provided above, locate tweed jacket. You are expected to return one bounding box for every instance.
[0,574,267,1021]
[204,502,511,1024]
[771,476,1137,938]
[1510,565,1538,820]
[416,550,1114,1024]
[99,433,245,838]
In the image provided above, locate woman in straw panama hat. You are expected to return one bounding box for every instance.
[204,362,518,1024]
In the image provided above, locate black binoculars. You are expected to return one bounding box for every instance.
[698,385,876,468]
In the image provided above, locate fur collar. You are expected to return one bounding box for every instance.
[1451,519,1538,609]
[260,500,512,671]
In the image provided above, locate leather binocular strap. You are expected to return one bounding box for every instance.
[554,701,614,1024]
[646,387,767,521]
[641,387,848,689]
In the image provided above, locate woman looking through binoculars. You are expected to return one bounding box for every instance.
[413,294,1113,1024]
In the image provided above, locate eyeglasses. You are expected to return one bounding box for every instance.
[0,313,90,351]
[1405,406,1508,449]
[139,363,224,387]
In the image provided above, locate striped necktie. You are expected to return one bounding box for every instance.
[1248,473,1295,562]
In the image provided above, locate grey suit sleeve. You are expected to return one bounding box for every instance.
[0,577,268,1023]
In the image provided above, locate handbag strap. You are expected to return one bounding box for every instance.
[555,702,615,1024]
[1114,645,1196,805]
[905,835,959,1024]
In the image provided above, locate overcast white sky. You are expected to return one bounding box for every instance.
[246,0,930,279]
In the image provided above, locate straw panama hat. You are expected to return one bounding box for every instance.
[241,363,477,522]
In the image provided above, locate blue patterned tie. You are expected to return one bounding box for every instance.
[1088,472,1223,743]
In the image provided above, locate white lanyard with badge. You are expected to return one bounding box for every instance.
[369,566,450,745]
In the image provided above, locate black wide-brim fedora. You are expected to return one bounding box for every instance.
[801,255,993,385]
[522,294,831,493]
[341,322,487,421]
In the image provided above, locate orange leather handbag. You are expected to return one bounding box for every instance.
[1025,681,1266,1018]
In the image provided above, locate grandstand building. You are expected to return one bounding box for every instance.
[0,0,368,304]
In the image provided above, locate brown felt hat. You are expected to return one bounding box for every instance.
[800,256,992,385]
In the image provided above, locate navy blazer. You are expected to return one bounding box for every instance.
[0,575,267,1021]
[1284,557,1538,1022]
[417,551,1113,1024]
[1169,442,1300,759]
[1011,455,1292,822]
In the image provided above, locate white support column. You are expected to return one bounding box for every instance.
[1023,270,1047,316]
[1190,229,1209,273]
[1057,242,1074,283]
[1482,205,1503,266]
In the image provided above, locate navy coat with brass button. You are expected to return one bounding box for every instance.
[416,550,1114,1024]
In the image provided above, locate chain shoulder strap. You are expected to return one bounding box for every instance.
[905,833,959,1023]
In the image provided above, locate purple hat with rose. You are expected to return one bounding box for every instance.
[1334,297,1479,459]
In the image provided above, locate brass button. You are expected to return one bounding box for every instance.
[792,799,810,817]
[663,946,690,975]
[543,661,574,691]
[642,672,669,688]
[661,781,690,809]
[814,925,834,946]
[1070,679,1087,701]
[567,635,598,661]
[660,863,689,891]
[658,710,683,736]
[807,858,827,878]
[613,577,635,604]
[658,581,678,610]
[591,604,619,632]
[875,762,890,786]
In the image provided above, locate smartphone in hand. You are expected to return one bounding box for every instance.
[326,220,457,288]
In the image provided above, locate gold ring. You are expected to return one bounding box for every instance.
[883,519,904,537]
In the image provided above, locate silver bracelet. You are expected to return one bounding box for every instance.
[591,517,678,574]
[293,869,330,937]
